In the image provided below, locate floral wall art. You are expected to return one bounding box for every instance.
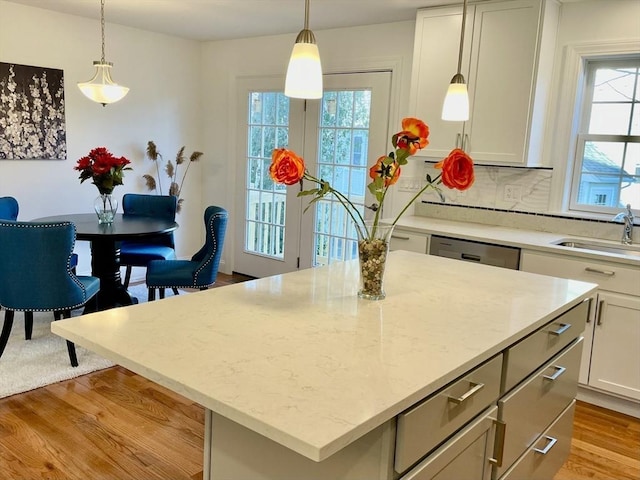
[0,62,67,160]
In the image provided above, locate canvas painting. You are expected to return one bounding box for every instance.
[0,62,67,160]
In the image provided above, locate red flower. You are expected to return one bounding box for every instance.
[435,148,475,191]
[75,147,132,194]
[269,148,305,185]
[393,117,430,155]
[369,156,401,187]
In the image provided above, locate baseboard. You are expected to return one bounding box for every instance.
[577,385,640,418]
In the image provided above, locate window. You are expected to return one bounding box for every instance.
[569,56,640,215]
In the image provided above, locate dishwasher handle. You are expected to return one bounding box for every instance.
[461,253,482,262]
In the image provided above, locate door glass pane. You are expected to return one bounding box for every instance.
[245,91,289,259]
[313,90,372,267]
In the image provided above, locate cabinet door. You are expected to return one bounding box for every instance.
[401,406,497,480]
[589,292,640,400]
[409,6,473,159]
[465,0,540,164]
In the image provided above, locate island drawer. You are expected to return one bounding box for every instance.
[499,401,575,480]
[503,299,588,392]
[394,354,502,474]
[496,338,582,477]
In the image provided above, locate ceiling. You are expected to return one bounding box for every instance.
[4,0,452,41]
[3,0,588,42]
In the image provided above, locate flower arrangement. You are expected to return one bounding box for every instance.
[269,117,475,241]
[74,146,132,194]
[142,141,203,213]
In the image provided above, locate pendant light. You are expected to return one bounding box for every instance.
[285,0,323,99]
[441,0,469,121]
[78,0,129,106]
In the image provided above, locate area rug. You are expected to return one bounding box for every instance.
[0,283,180,398]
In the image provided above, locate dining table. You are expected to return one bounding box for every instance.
[32,213,178,311]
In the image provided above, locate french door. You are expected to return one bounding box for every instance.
[234,72,392,278]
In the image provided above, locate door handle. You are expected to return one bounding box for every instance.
[365,203,379,212]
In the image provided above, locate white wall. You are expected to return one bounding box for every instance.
[200,21,416,272]
[0,0,204,277]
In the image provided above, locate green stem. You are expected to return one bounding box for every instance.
[303,173,367,239]
[156,153,164,195]
[390,174,442,228]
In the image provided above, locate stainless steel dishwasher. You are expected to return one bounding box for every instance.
[429,235,521,269]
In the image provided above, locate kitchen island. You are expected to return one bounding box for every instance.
[52,251,597,479]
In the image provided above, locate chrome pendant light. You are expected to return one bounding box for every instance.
[442,0,470,121]
[78,0,129,106]
[285,0,323,99]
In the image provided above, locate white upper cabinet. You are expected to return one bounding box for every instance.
[409,0,559,166]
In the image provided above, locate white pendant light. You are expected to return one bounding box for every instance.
[78,0,129,106]
[442,0,470,121]
[285,0,323,99]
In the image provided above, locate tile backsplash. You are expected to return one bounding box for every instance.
[421,162,553,212]
[415,163,638,244]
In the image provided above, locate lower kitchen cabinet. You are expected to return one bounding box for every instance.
[589,291,640,400]
[499,401,575,480]
[400,406,498,480]
[520,250,640,404]
[389,229,429,254]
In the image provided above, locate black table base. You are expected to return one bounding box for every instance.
[85,239,138,312]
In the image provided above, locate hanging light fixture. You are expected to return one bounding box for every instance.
[284,0,323,99]
[78,0,129,106]
[441,0,469,121]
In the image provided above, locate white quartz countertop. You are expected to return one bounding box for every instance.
[394,215,640,266]
[52,251,596,462]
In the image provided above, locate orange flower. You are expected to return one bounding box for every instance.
[394,117,430,155]
[435,148,475,191]
[369,156,401,187]
[269,148,306,185]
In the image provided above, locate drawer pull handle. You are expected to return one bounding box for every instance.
[585,267,616,276]
[391,235,411,241]
[534,436,558,455]
[543,365,566,381]
[489,419,506,466]
[548,323,571,336]
[461,253,482,262]
[447,382,484,404]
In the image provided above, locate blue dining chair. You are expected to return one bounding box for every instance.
[119,194,178,289]
[0,220,100,367]
[146,206,227,301]
[0,196,79,272]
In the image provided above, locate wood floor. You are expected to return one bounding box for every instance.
[1,273,638,479]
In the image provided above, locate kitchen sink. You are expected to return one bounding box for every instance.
[553,239,640,258]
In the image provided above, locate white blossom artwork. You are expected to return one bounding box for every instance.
[0,62,67,160]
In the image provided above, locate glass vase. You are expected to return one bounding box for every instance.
[94,193,118,224]
[356,222,394,300]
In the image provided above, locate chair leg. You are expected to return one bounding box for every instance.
[199,287,209,291]
[123,266,133,289]
[159,288,166,299]
[57,310,79,367]
[24,311,33,340]
[148,288,156,302]
[0,310,15,359]
[172,288,179,296]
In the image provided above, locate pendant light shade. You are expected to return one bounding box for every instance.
[285,0,323,99]
[78,0,129,106]
[442,0,470,121]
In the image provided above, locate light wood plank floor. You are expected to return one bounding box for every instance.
[1,274,638,479]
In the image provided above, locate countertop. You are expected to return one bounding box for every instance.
[393,215,640,266]
[52,251,597,462]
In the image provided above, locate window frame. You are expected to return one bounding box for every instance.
[566,53,640,216]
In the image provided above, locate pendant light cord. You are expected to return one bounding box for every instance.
[100,0,106,63]
[456,0,467,75]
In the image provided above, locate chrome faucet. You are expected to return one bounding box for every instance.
[612,204,634,245]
